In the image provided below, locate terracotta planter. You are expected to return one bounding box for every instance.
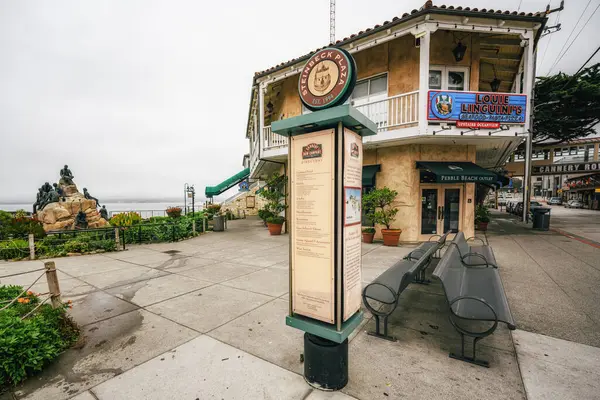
[476,221,489,231]
[267,222,283,235]
[381,229,401,247]
[362,232,375,243]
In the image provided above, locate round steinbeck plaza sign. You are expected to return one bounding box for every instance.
[298,48,356,111]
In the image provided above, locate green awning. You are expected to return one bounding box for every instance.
[205,168,250,198]
[362,165,381,187]
[416,162,498,184]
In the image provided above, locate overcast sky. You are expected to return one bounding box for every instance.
[1,0,598,203]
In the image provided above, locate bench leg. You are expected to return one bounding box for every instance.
[367,315,397,342]
[413,268,431,285]
[449,333,489,368]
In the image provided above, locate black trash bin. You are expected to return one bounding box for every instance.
[532,207,551,231]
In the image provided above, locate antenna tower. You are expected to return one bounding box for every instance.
[330,0,335,44]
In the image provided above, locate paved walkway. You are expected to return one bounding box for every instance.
[0,216,598,400]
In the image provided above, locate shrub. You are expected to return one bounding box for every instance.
[0,211,13,240]
[166,207,182,218]
[363,187,399,230]
[8,216,45,239]
[0,285,79,387]
[258,209,273,222]
[0,239,29,260]
[110,212,142,227]
[362,227,376,234]
[475,205,492,223]
[266,215,285,225]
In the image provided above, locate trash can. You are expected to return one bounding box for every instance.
[213,215,225,232]
[532,207,551,231]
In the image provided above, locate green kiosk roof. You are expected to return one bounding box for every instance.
[271,105,377,138]
[205,168,250,198]
[416,162,499,184]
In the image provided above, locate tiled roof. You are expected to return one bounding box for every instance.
[254,1,547,78]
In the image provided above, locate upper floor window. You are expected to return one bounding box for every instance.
[429,66,469,91]
[585,145,594,162]
[352,74,388,105]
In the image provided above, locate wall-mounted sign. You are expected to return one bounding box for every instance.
[456,121,500,129]
[298,48,357,111]
[533,162,600,175]
[239,180,250,192]
[290,129,336,324]
[342,129,363,322]
[246,195,255,208]
[428,91,527,124]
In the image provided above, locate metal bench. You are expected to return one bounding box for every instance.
[405,232,450,283]
[433,244,515,367]
[451,232,497,268]
[362,235,446,341]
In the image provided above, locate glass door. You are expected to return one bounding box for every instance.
[421,189,438,235]
[443,188,461,233]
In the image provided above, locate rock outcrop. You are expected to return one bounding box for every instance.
[36,182,109,232]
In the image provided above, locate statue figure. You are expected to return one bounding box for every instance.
[53,183,65,201]
[39,188,59,211]
[33,188,44,214]
[99,205,108,220]
[75,210,88,229]
[83,188,101,207]
[60,165,74,185]
[42,182,52,193]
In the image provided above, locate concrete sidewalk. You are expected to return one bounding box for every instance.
[1,216,599,400]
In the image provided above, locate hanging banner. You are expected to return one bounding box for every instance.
[428,90,527,124]
[342,128,363,321]
[290,129,336,324]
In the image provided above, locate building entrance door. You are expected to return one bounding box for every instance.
[419,185,463,241]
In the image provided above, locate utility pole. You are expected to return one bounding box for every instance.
[330,0,335,44]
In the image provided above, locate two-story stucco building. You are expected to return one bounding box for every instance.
[245,2,549,241]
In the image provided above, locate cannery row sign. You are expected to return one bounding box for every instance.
[533,162,600,175]
[428,91,527,125]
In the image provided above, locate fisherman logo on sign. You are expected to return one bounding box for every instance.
[350,143,359,159]
[432,93,454,119]
[298,47,356,111]
[302,143,323,159]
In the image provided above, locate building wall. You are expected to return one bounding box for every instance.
[266,31,482,124]
[221,185,268,217]
[364,144,476,242]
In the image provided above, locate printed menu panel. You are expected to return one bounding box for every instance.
[291,129,335,323]
[343,128,363,321]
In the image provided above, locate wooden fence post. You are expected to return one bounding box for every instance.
[28,234,35,260]
[44,261,62,309]
[203,217,207,232]
[114,228,120,251]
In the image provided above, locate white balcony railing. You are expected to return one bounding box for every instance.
[352,91,419,131]
[264,125,288,150]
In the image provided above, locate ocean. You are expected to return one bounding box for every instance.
[0,202,204,219]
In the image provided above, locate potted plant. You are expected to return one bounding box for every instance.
[364,187,400,246]
[266,215,285,235]
[362,227,375,243]
[475,204,491,231]
[166,206,182,218]
[258,209,273,227]
[259,173,287,232]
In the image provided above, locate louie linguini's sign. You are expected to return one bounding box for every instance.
[299,48,357,111]
[428,91,527,127]
[533,162,600,175]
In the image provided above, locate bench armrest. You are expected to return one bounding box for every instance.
[406,249,425,261]
[448,295,499,336]
[428,234,442,242]
[466,236,486,246]
[461,253,497,268]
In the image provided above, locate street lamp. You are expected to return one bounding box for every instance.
[184,183,196,216]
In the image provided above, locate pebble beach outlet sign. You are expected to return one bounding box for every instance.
[299,48,356,111]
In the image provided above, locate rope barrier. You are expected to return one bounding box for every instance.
[0,268,46,279]
[0,271,46,312]
[21,295,52,320]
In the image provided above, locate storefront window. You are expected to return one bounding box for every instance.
[585,145,594,162]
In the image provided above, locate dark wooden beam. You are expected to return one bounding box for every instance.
[480,51,522,61]
[480,62,519,73]
[479,38,522,46]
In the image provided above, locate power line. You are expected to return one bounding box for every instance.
[539,3,562,72]
[574,45,600,76]
[549,1,599,74]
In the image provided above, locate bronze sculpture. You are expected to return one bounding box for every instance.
[60,165,74,185]
[83,188,101,207]
[75,210,88,229]
[99,205,108,220]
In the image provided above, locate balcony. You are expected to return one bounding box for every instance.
[262,91,419,152]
